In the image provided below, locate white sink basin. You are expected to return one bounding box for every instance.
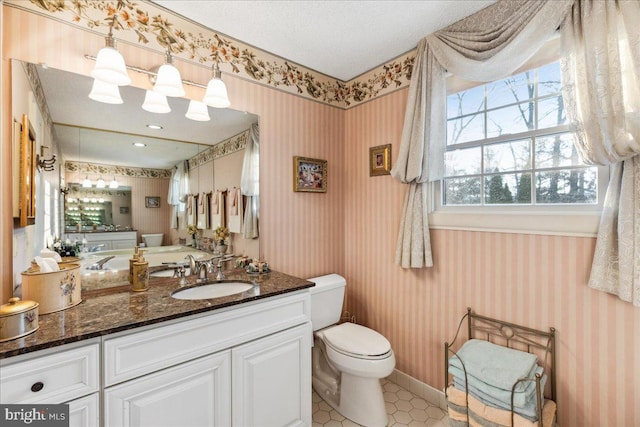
[171,281,254,300]
[151,268,191,278]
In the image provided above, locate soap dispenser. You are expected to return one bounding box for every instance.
[132,249,149,292]
[129,246,140,285]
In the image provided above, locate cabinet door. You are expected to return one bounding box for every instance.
[232,322,312,427]
[67,393,99,427]
[105,351,230,427]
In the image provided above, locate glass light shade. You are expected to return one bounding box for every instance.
[88,79,123,104]
[203,78,231,108]
[82,177,92,188]
[109,177,119,189]
[96,177,106,188]
[153,64,185,97]
[142,90,171,114]
[185,100,211,121]
[91,46,131,86]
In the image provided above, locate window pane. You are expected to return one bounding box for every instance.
[484,139,531,173]
[486,71,534,109]
[538,62,562,97]
[487,103,534,138]
[537,96,566,129]
[447,114,485,145]
[445,147,481,177]
[484,173,531,204]
[443,177,482,205]
[447,85,485,118]
[536,168,598,204]
[536,133,584,168]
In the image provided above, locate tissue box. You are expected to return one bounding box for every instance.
[21,263,82,314]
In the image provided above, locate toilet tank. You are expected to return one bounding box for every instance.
[308,274,346,331]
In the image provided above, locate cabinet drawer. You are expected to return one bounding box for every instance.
[104,291,310,386]
[0,343,99,404]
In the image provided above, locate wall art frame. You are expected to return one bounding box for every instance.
[293,156,327,193]
[369,144,392,176]
[145,196,160,208]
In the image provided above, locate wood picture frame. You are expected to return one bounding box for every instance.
[145,196,160,208]
[14,115,37,227]
[369,144,392,176]
[293,156,327,193]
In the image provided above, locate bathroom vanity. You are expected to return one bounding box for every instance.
[0,270,314,427]
[66,230,137,251]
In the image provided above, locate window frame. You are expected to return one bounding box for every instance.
[430,37,607,237]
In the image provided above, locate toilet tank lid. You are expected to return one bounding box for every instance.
[323,322,391,356]
[307,274,345,294]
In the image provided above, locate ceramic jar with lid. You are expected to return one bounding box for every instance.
[0,297,39,342]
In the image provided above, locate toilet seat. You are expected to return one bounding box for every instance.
[322,323,392,360]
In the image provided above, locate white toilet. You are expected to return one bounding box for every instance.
[309,274,395,427]
[141,233,163,247]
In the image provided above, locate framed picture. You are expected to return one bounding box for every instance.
[369,144,392,176]
[145,196,160,208]
[120,206,130,214]
[293,156,327,193]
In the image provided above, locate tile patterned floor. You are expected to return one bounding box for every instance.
[312,378,449,427]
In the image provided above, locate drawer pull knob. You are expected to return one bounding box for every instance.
[31,382,44,392]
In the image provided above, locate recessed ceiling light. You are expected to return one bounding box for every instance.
[146,124,163,130]
[133,142,147,147]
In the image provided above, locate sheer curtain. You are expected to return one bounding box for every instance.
[391,0,573,268]
[561,0,640,305]
[241,123,260,239]
[167,160,190,230]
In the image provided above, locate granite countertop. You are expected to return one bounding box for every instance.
[0,270,314,359]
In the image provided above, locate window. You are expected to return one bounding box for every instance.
[442,61,600,207]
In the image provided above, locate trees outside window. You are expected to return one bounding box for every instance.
[443,61,598,207]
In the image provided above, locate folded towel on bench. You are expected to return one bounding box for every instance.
[448,339,538,392]
[446,386,556,427]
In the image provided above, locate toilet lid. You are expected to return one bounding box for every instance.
[323,323,391,357]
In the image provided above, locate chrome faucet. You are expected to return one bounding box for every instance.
[87,255,115,270]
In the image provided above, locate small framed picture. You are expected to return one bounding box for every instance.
[293,156,327,193]
[145,196,160,208]
[119,206,130,214]
[369,144,392,176]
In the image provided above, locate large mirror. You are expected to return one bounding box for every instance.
[13,60,260,264]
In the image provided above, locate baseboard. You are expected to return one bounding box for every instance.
[386,369,447,411]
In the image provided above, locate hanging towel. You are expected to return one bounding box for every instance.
[228,187,243,233]
[186,194,197,226]
[197,192,208,229]
[211,191,226,229]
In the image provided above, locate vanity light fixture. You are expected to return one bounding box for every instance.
[203,62,231,108]
[88,79,123,104]
[109,177,119,189]
[185,100,211,121]
[142,90,171,113]
[91,22,131,86]
[82,176,92,188]
[153,45,185,97]
[96,177,106,189]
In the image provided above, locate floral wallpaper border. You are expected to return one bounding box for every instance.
[7,0,415,108]
[23,62,53,131]
[65,160,172,179]
[188,130,249,169]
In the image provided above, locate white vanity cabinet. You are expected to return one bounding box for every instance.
[105,351,231,426]
[0,340,100,427]
[233,323,312,426]
[103,290,312,427]
[0,291,312,427]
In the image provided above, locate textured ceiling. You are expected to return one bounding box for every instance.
[153,0,495,81]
